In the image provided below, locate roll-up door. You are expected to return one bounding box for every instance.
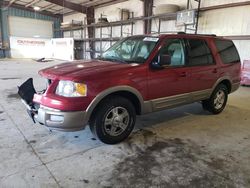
[8,16,53,38]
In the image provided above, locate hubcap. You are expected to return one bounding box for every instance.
[214,90,225,110]
[104,107,130,136]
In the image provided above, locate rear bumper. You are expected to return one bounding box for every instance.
[34,105,88,131]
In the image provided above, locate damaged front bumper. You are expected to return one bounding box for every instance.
[18,78,87,131]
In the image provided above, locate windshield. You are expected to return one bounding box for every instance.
[100,36,159,64]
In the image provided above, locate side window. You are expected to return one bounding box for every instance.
[186,39,214,66]
[214,39,240,64]
[158,39,185,66]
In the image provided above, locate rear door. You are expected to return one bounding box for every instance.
[184,38,219,99]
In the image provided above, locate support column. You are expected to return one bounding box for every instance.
[0,6,3,57]
[143,0,153,34]
[0,5,10,58]
[86,7,95,59]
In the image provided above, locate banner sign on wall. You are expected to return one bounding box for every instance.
[51,38,74,61]
[10,36,52,59]
[9,37,74,61]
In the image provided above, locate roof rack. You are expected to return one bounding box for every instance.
[177,32,217,37]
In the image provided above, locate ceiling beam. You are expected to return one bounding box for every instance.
[65,0,128,16]
[2,1,62,18]
[40,4,57,11]
[94,0,128,8]
[82,0,108,6]
[8,0,17,6]
[44,0,87,14]
[53,8,71,15]
[25,0,41,7]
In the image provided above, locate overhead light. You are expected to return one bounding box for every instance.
[33,6,40,11]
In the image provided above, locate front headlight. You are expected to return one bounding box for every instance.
[56,80,87,97]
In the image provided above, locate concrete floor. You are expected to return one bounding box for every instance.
[0,59,250,188]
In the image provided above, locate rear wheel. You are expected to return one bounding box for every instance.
[202,84,228,114]
[89,96,136,144]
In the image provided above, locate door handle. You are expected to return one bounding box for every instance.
[180,72,187,77]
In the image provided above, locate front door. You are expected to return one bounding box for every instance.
[147,38,191,110]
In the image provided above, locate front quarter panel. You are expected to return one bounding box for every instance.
[35,63,148,112]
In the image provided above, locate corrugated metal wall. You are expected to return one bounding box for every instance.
[0,8,4,58]
[0,7,62,58]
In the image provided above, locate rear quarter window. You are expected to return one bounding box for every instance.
[214,39,240,64]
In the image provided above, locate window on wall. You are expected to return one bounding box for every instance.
[158,39,185,66]
[186,39,214,66]
[214,39,240,64]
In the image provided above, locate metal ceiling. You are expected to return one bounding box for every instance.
[3,0,128,15]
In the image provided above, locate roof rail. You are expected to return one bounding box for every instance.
[177,32,217,37]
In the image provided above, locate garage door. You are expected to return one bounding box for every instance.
[8,16,53,38]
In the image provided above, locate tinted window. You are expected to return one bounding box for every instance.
[186,39,214,66]
[158,39,185,66]
[215,39,240,64]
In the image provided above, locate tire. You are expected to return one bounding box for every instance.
[202,84,228,114]
[89,96,136,144]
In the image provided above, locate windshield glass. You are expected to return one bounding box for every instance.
[100,36,159,64]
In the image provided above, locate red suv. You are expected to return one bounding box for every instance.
[18,34,241,144]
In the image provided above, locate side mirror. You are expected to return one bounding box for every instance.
[159,54,171,66]
[150,61,163,70]
[150,54,171,70]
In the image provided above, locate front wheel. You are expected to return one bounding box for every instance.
[202,84,228,114]
[89,96,136,144]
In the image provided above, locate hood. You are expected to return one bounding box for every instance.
[39,60,140,81]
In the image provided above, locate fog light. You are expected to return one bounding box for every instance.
[50,115,64,122]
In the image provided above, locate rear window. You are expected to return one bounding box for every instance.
[214,39,240,64]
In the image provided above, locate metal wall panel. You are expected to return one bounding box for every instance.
[198,5,250,62]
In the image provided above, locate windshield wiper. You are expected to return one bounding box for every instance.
[97,56,128,64]
[125,60,141,64]
[95,57,106,61]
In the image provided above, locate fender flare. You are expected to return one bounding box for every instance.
[211,76,232,94]
[85,86,145,122]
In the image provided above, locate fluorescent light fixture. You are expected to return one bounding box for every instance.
[33,6,40,11]
[33,35,40,38]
